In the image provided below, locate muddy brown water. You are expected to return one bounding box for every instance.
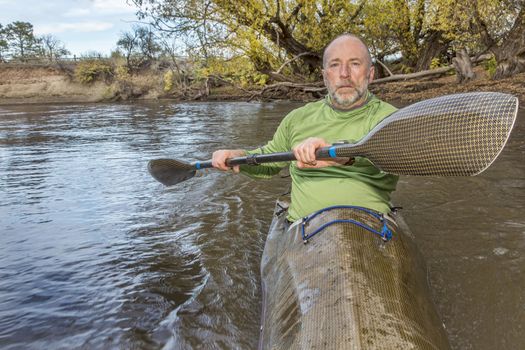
[0,100,523,349]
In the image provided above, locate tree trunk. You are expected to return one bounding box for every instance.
[415,31,449,71]
[261,22,321,74]
[204,77,210,96]
[373,55,388,79]
[493,7,525,79]
[452,48,475,83]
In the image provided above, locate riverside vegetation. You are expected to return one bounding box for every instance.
[1,1,524,104]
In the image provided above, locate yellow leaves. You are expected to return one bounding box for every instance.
[430,57,442,69]
[74,60,114,84]
[195,55,269,87]
[212,0,365,68]
[134,0,523,79]
[424,0,518,52]
[163,70,174,92]
[115,65,130,81]
[289,1,362,50]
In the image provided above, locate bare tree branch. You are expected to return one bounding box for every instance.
[275,52,314,74]
[375,59,394,76]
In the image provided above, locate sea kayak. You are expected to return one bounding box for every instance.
[259,199,450,349]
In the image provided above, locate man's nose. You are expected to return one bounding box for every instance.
[339,63,350,78]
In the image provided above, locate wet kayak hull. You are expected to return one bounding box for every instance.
[259,200,450,349]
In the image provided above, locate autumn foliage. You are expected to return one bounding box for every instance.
[130,0,524,82]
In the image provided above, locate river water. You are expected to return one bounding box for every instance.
[0,100,523,349]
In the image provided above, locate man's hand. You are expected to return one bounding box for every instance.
[292,137,352,168]
[212,149,246,173]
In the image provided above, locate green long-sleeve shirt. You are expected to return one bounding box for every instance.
[240,94,399,221]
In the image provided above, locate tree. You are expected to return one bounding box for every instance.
[135,26,161,60]
[117,25,162,71]
[362,0,451,72]
[429,0,525,79]
[131,0,524,81]
[117,30,139,69]
[133,0,227,60]
[4,21,40,61]
[472,1,525,78]
[132,0,459,79]
[132,0,369,79]
[0,24,8,62]
[39,34,70,61]
[158,33,187,83]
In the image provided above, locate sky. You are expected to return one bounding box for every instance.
[0,0,141,56]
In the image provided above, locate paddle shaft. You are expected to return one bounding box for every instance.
[193,147,335,170]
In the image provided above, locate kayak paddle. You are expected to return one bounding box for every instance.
[148,92,518,186]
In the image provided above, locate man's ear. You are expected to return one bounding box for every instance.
[368,66,375,82]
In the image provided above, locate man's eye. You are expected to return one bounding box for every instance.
[330,63,339,68]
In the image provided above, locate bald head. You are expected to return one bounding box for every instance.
[322,34,372,69]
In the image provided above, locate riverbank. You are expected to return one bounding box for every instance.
[0,64,162,105]
[371,68,525,104]
[1,64,524,106]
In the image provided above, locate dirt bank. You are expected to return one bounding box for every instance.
[0,64,163,105]
[1,64,524,106]
[0,64,112,104]
[371,68,525,105]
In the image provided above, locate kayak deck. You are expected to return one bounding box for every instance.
[259,200,450,349]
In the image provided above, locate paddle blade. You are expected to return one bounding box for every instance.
[148,158,196,186]
[337,92,518,176]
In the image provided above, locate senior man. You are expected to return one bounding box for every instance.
[212,34,398,222]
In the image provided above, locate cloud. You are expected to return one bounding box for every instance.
[35,21,114,35]
[91,0,136,14]
[63,8,92,17]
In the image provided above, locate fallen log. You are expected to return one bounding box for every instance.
[372,54,492,84]
[248,81,325,101]
[371,66,454,84]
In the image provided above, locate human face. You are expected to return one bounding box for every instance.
[322,37,374,110]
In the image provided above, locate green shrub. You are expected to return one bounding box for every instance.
[430,57,441,69]
[75,60,114,84]
[484,56,497,78]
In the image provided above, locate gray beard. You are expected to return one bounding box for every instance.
[331,86,366,107]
